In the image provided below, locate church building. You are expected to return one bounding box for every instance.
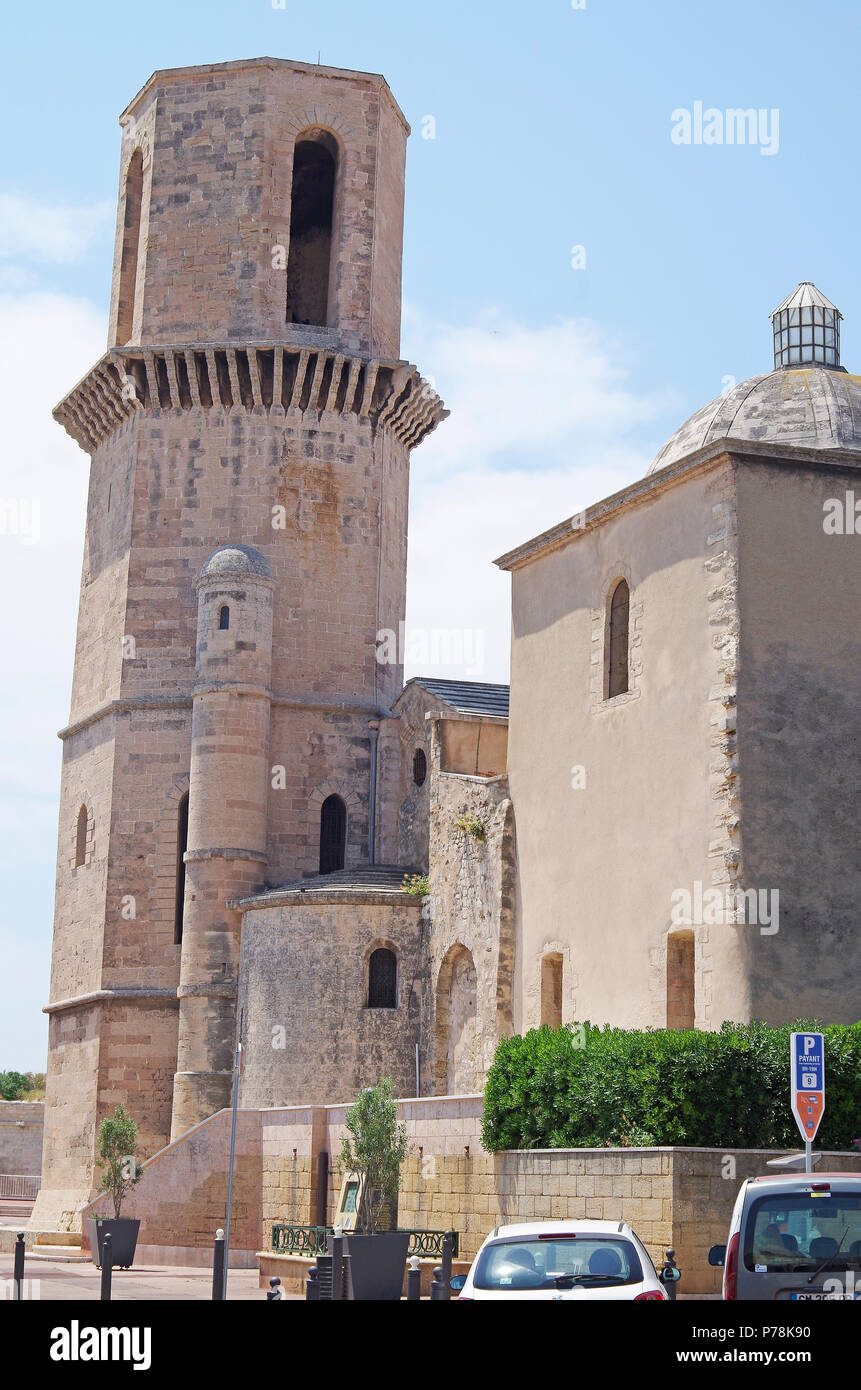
[31,56,861,1236]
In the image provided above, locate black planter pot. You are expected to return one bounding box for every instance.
[87,1217,140,1270]
[343,1231,410,1301]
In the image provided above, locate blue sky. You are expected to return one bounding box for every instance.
[2,0,858,1066]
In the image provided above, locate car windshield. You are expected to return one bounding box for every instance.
[473,1236,643,1291]
[744,1192,861,1273]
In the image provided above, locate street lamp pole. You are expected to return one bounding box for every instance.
[222,1017,243,1299]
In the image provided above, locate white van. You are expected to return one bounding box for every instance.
[709,1173,861,1300]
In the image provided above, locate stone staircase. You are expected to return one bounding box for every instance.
[0,1224,88,1261]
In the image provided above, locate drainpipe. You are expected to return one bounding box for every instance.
[368,720,379,864]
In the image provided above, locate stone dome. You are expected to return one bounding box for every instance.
[648,367,861,475]
[199,544,273,580]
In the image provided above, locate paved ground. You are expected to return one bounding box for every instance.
[0,1252,298,1300]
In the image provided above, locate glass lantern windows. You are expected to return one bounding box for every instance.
[772,303,840,369]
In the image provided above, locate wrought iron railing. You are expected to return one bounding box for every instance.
[405,1228,460,1259]
[272,1224,459,1259]
[272,1224,331,1257]
[0,1174,40,1200]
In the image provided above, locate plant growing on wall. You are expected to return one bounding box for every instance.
[452,813,486,842]
[339,1079,411,1234]
[97,1104,144,1219]
[401,873,429,896]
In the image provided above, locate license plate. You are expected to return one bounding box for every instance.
[790,1290,856,1300]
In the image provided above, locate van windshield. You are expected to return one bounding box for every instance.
[744,1192,861,1273]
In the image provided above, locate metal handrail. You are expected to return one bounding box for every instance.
[0,1174,41,1200]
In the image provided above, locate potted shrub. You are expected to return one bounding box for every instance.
[338,1078,411,1300]
[87,1104,144,1269]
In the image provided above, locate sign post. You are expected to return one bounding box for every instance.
[790,1031,825,1173]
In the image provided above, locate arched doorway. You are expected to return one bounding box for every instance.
[435,944,479,1095]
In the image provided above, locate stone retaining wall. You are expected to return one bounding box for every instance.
[65,1094,861,1294]
[0,1101,44,1177]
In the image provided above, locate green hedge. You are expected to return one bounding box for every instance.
[481,1020,861,1152]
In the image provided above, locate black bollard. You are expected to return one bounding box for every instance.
[306,1265,319,1301]
[406,1256,422,1301]
[662,1248,679,1302]
[330,1233,343,1302]
[12,1232,25,1301]
[211,1229,225,1301]
[100,1232,113,1301]
[267,1276,283,1301]
[440,1232,454,1301]
[430,1265,445,1300]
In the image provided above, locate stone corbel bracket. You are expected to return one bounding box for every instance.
[54,343,448,455]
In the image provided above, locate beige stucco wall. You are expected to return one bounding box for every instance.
[507,460,746,1033]
[736,458,861,1021]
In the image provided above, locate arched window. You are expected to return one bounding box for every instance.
[116,149,143,346]
[607,578,630,698]
[412,748,427,787]
[75,804,89,869]
[367,948,397,1008]
[218,605,230,631]
[319,794,346,874]
[540,952,563,1028]
[286,132,337,328]
[667,931,695,1029]
[174,793,189,945]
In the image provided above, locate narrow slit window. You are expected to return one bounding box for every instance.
[413,748,427,787]
[667,931,695,1029]
[540,953,563,1028]
[115,149,143,346]
[367,948,397,1008]
[75,805,89,869]
[218,605,230,631]
[319,794,346,874]
[607,579,630,698]
[286,133,337,328]
[174,793,189,945]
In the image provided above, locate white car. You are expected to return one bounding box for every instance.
[455,1220,675,1300]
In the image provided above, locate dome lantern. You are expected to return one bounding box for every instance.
[771,282,841,370]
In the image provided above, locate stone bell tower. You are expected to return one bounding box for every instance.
[32,57,446,1232]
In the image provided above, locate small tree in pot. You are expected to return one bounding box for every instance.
[339,1078,411,1298]
[87,1104,144,1269]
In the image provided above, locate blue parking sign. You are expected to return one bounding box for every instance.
[790,1031,825,1145]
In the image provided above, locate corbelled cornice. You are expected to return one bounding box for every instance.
[53,343,448,455]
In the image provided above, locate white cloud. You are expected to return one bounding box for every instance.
[0,295,671,1062]
[401,309,669,682]
[0,193,114,264]
[0,288,102,1063]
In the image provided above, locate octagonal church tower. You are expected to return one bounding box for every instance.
[32,57,446,1232]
